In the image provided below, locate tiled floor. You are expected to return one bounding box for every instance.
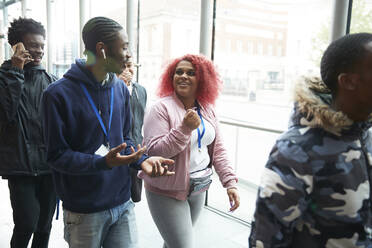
[0,179,250,248]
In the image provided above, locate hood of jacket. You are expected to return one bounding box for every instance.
[291,76,371,136]
[63,59,116,89]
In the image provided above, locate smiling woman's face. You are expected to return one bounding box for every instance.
[172,60,198,101]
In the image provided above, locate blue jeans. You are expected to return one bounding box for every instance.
[63,200,138,248]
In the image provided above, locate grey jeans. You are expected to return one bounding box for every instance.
[145,190,206,248]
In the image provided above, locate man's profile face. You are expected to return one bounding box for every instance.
[105,29,130,74]
[22,33,45,66]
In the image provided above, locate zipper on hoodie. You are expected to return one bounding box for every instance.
[359,134,372,240]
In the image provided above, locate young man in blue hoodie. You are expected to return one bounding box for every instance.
[41,17,174,248]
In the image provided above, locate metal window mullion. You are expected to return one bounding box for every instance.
[330,0,349,42]
[79,0,88,58]
[21,0,27,17]
[345,0,353,34]
[199,0,213,58]
[3,0,8,60]
[136,0,140,82]
[126,0,135,55]
[46,0,52,73]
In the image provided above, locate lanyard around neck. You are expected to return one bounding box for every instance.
[80,84,114,146]
[196,105,205,150]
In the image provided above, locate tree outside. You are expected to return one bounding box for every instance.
[311,0,372,67]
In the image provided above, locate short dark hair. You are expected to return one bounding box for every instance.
[82,16,123,54]
[7,17,46,46]
[320,33,372,93]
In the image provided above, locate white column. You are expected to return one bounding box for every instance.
[199,0,213,58]
[3,1,9,60]
[46,0,52,73]
[330,0,349,41]
[79,0,88,57]
[126,0,136,55]
[21,0,27,17]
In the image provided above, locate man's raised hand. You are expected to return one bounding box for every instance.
[105,143,146,168]
[11,42,33,69]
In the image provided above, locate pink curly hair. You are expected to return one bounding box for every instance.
[157,54,222,106]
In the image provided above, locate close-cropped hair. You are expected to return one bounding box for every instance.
[157,54,222,106]
[320,32,372,94]
[82,16,123,54]
[7,17,45,46]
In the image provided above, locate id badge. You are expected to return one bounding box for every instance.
[95,144,110,156]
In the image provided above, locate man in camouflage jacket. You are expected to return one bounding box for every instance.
[249,33,372,248]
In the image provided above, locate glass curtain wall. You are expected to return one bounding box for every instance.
[208,0,333,222]
[0,0,345,225]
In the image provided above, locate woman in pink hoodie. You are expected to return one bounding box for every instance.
[139,54,240,248]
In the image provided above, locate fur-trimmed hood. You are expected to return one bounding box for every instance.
[291,76,370,136]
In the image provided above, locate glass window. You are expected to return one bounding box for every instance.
[257,43,263,55]
[0,2,22,61]
[211,0,333,222]
[247,41,254,54]
[89,0,132,58]
[27,0,47,25]
[6,2,22,26]
[25,0,47,69]
[226,39,232,53]
[47,0,79,78]
[268,44,273,56]
[237,40,243,53]
[1,0,80,77]
[138,0,201,100]
[90,0,126,20]
[277,45,282,56]
[350,0,372,34]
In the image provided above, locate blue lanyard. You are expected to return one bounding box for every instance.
[196,106,205,150]
[80,84,114,148]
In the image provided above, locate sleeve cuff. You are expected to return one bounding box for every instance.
[224,179,238,189]
[95,156,111,170]
[130,154,149,170]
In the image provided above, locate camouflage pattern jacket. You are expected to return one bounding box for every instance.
[249,77,372,248]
